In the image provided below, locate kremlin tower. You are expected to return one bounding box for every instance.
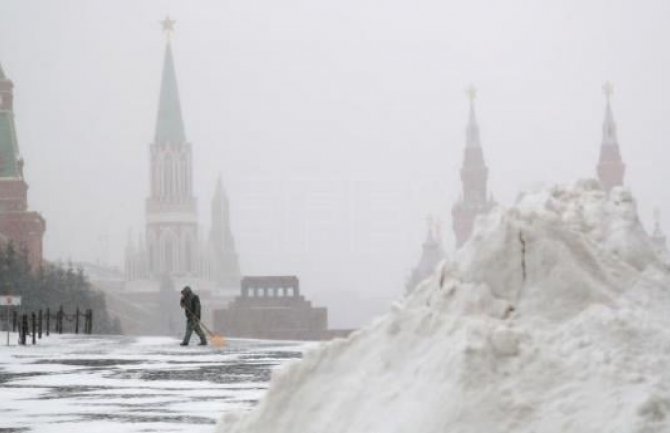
[451,86,494,248]
[406,217,445,293]
[596,82,625,192]
[143,17,198,279]
[0,62,45,268]
[207,177,241,288]
[123,18,241,334]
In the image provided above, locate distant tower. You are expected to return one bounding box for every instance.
[208,177,241,288]
[651,208,667,252]
[0,62,46,267]
[451,86,494,248]
[145,17,198,278]
[596,82,625,191]
[406,217,445,293]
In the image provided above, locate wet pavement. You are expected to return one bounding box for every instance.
[0,334,314,432]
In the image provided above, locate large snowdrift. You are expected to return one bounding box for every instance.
[217,180,670,433]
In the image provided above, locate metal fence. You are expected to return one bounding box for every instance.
[1,307,93,345]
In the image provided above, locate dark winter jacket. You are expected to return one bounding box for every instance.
[180,292,201,322]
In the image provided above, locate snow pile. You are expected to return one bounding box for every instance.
[217,180,670,433]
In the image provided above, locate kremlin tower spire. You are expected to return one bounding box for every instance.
[155,17,186,146]
[126,18,243,293]
[144,16,198,277]
[124,17,245,334]
[0,62,20,178]
[596,82,625,191]
[0,61,46,267]
[406,216,445,293]
[209,176,241,288]
[451,86,494,248]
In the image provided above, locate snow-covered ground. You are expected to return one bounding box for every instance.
[0,333,314,432]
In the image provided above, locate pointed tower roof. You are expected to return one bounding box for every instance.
[213,176,225,211]
[465,85,480,148]
[406,216,446,293]
[210,176,241,287]
[452,85,493,248]
[211,176,235,247]
[601,81,618,147]
[596,82,625,191]
[0,65,22,178]
[154,17,186,145]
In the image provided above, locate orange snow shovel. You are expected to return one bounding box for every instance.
[185,307,226,348]
[199,321,226,348]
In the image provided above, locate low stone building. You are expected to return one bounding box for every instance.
[214,276,330,340]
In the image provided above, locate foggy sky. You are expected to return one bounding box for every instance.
[0,0,669,327]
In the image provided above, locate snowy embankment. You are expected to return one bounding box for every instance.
[217,180,670,433]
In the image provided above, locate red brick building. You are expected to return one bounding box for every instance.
[0,63,45,268]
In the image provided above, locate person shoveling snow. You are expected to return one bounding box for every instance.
[217,180,670,433]
[179,286,207,346]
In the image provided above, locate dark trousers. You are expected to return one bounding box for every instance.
[182,320,207,344]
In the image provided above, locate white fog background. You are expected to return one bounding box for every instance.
[0,0,668,327]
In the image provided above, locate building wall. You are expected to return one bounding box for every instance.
[214,276,330,340]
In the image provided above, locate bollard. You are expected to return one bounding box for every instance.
[31,313,36,345]
[38,310,42,339]
[46,308,50,337]
[58,306,64,334]
[75,307,80,334]
[20,314,27,345]
[89,310,93,334]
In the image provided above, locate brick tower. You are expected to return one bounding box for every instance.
[0,62,45,268]
[596,82,625,192]
[451,86,494,248]
[144,17,198,278]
